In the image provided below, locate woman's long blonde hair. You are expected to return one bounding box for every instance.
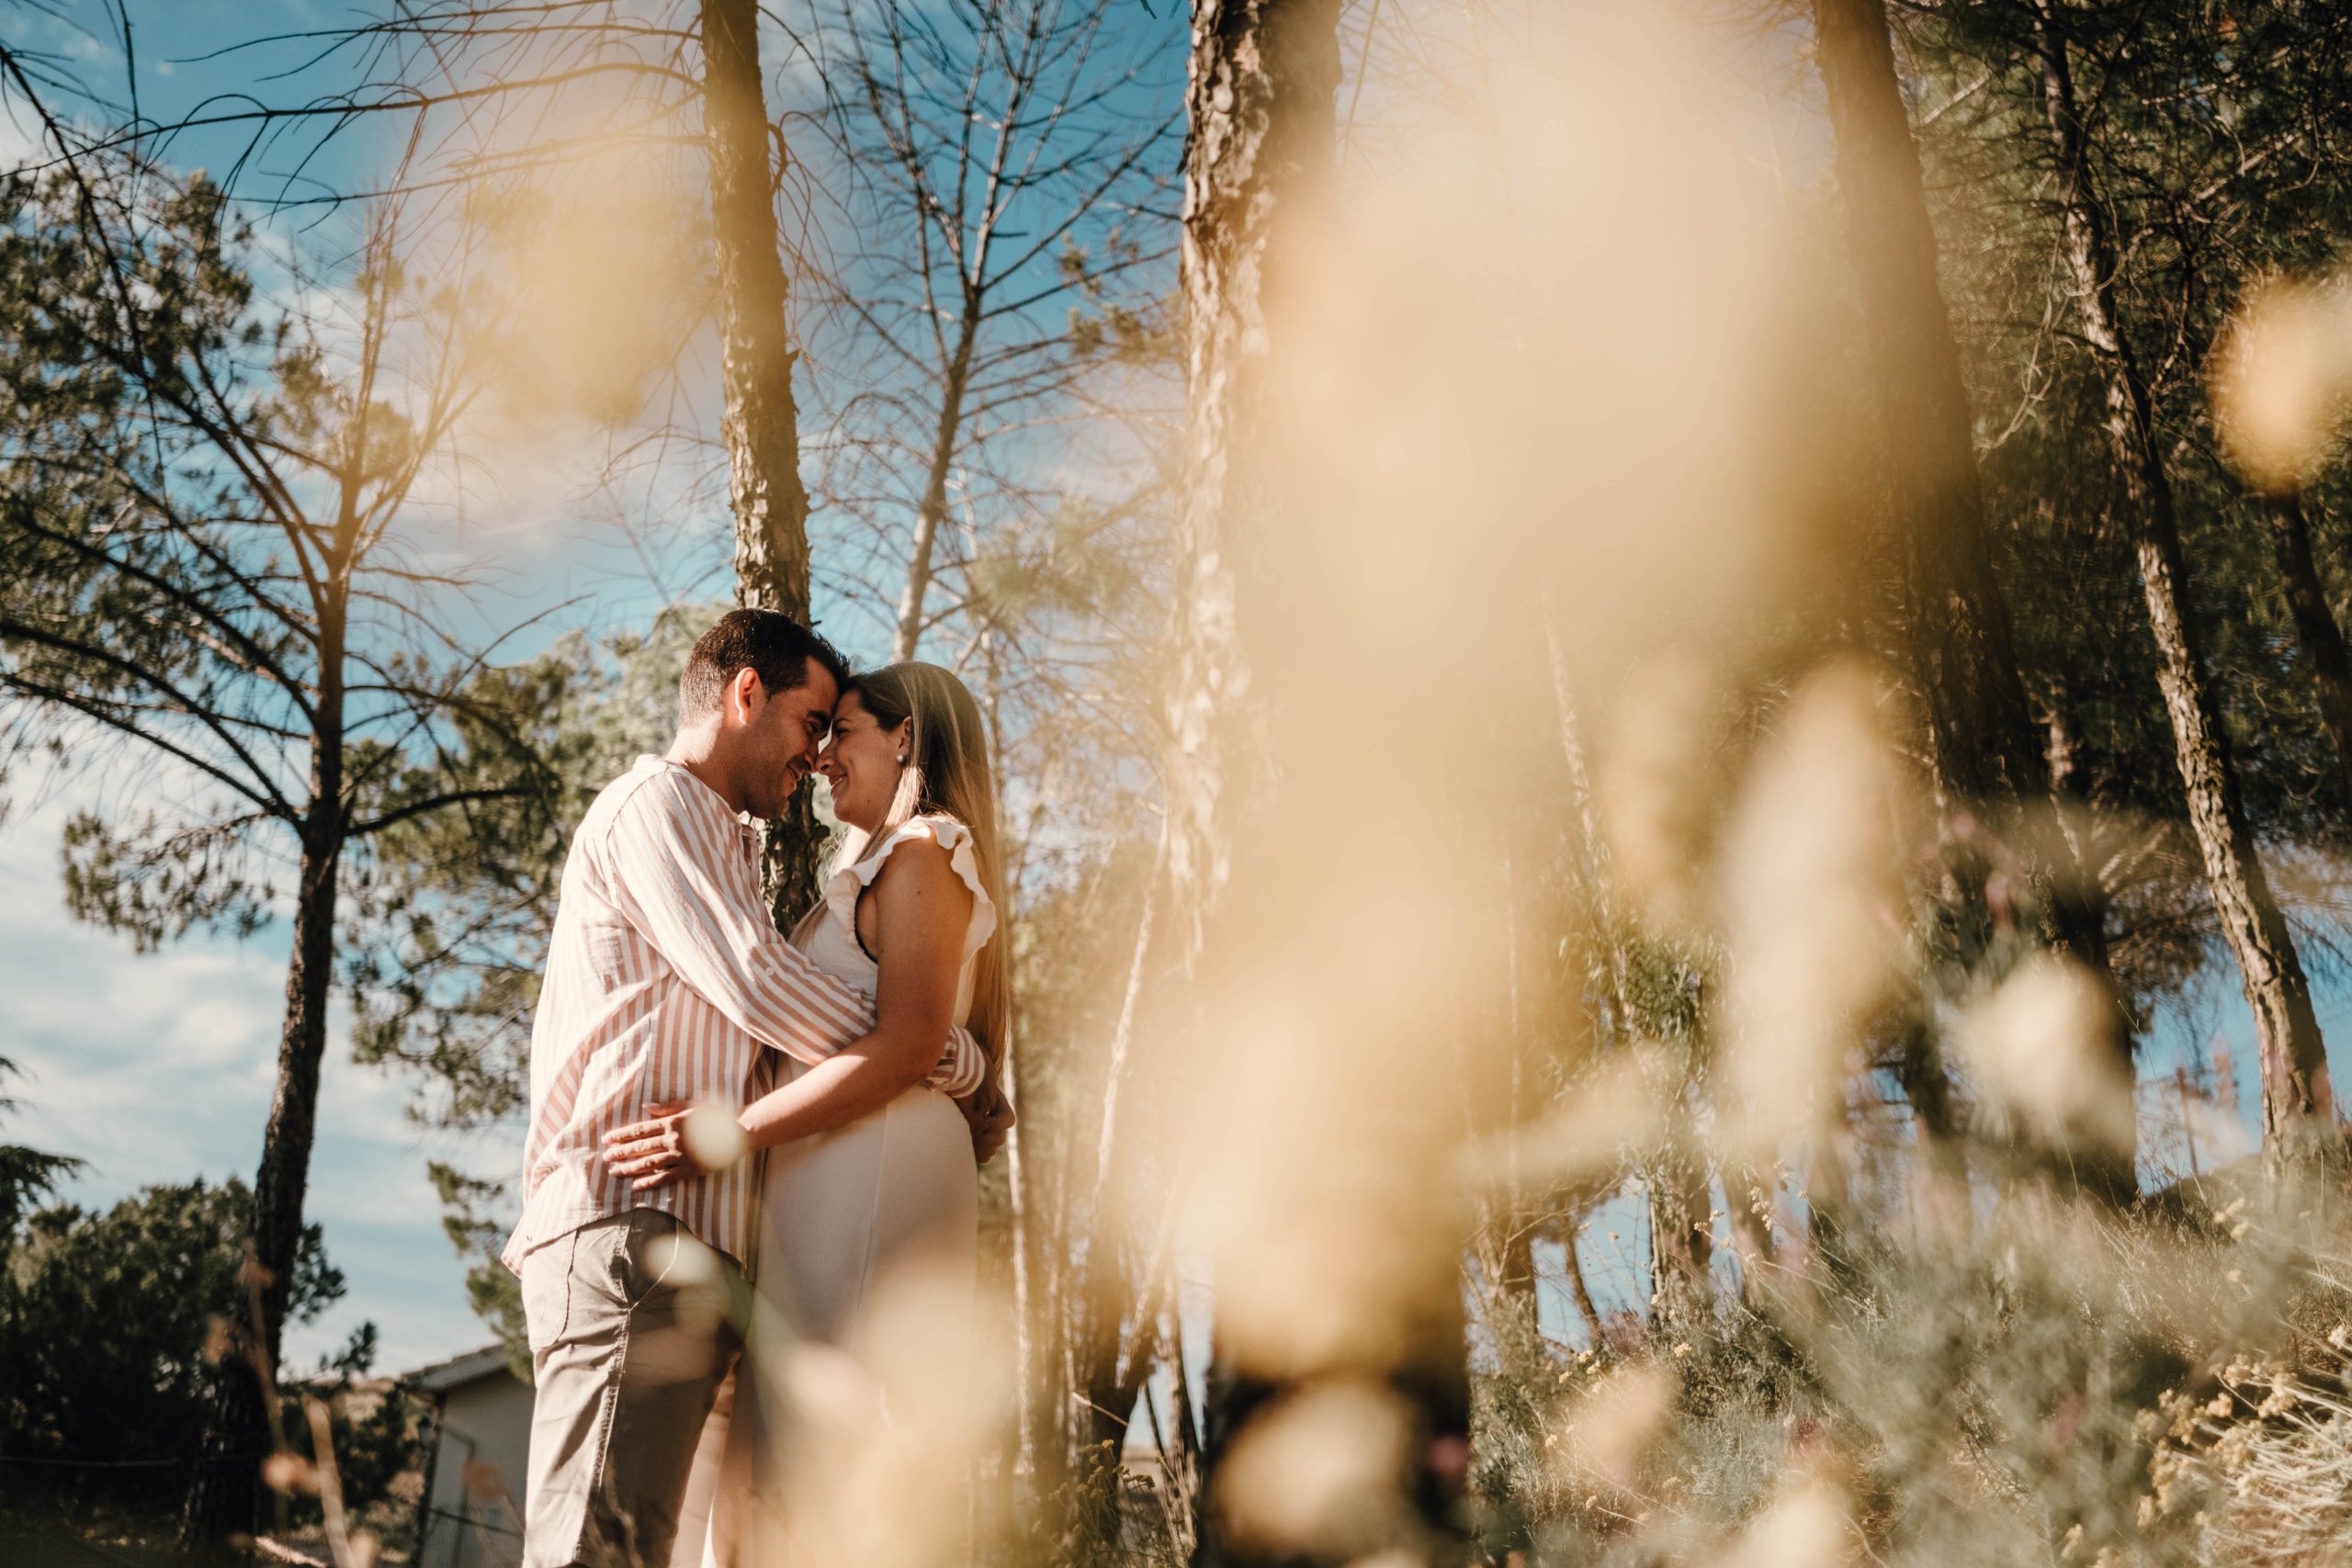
[831,660,1010,1068]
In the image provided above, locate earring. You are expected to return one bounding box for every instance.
[897,753,907,765]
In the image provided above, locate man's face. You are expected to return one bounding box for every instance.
[732,658,840,820]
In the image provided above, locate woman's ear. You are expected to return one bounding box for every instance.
[892,717,914,763]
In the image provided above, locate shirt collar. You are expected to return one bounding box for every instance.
[639,753,762,845]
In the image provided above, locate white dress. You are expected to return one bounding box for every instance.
[754,811,991,1340]
[689,813,993,1566]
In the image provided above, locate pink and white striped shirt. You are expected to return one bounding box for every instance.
[503,754,984,1272]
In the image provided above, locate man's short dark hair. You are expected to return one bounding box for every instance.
[678,609,849,720]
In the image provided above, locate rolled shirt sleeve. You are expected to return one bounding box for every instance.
[607,770,982,1088]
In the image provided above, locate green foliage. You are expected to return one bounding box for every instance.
[1063,231,1178,366]
[343,607,707,1346]
[0,1056,80,1243]
[0,1162,415,1533]
[0,1178,347,1465]
[344,607,706,1132]
[281,1326,422,1540]
[0,158,568,964]
[426,1161,529,1382]
[59,810,272,953]
[0,161,585,1468]
[1916,0,2352,855]
[0,173,310,871]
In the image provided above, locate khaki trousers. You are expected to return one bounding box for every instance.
[520,1209,743,1568]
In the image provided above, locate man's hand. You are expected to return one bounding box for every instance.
[605,1100,743,1190]
[954,1066,1016,1166]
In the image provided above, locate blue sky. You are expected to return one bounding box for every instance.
[7,0,2352,1384]
[1,789,498,1371]
[0,0,720,1372]
[0,0,1179,1373]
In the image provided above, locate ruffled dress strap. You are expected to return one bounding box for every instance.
[824,812,998,963]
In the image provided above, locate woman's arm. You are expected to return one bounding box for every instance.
[606,836,975,1188]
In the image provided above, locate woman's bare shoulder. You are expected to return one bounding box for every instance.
[865,828,972,907]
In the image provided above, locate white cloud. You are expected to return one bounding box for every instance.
[0,107,43,172]
[0,790,497,1374]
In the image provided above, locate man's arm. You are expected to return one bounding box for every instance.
[956,1057,1016,1164]
[607,835,1006,1186]
[607,771,983,1083]
[725,833,971,1150]
[605,772,878,1063]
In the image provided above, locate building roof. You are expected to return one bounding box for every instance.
[404,1343,523,1394]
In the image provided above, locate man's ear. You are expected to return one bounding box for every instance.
[729,666,764,722]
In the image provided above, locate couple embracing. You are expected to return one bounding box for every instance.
[500,608,1014,1568]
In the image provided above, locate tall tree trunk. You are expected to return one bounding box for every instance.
[1175,3,1473,1564]
[1810,0,2046,808]
[891,308,983,662]
[1497,1221,1539,1342]
[1811,0,2134,1196]
[1723,1165,1780,1312]
[1888,1015,1975,1196]
[1066,871,1165,1552]
[2042,681,2110,963]
[2262,492,2352,807]
[1647,1143,1715,1326]
[1486,857,1552,1381]
[2030,0,2335,1172]
[699,0,824,919]
[1160,1330,1206,1559]
[1001,1029,1044,1480]
[184,641,346,1554]
[1562,1226,1607,1346]
[1167,0,1340,952]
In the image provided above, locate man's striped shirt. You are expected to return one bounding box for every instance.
[503,754,983,1271]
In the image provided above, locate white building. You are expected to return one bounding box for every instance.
[407,1345,532,1568]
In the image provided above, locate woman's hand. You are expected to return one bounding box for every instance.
[605,1101,714,1190]
[735,837,976,1153]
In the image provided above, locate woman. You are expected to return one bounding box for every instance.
[605,660,1011,1562]
[761,661,1007,1303]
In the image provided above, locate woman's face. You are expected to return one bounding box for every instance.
[816,691,911,832]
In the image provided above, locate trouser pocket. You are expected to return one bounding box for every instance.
[521,1213,741,1568]
[616,1207,686,1309]
[521,1227,579,1354]
[526,1213,650,1359]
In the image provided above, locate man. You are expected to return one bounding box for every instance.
[504,609,994,1568]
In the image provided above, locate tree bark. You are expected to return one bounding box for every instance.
[1066,872,1166,1551]
[1562,1226,1607,1346]
[184,646,346,1553]
[888,307,978,661]
[1647,1146,1715,1325]
[1811,0,2135,1194]
[1498,1221,1538,1338]
[1809,0,2046,807]
[2030,0,2335,1172]
[2262,492,2352,808]
[1178,2,1474,1563]
[1002,1027,1047,1488]
[699,0,824,919]
[1166,0,1340,954]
